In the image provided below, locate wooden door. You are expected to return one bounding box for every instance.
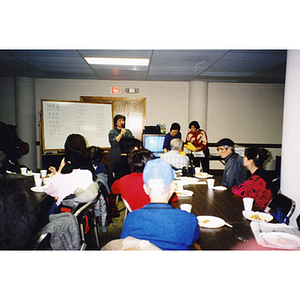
[80,96,146,142]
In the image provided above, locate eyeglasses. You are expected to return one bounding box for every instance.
[217,146,229,152]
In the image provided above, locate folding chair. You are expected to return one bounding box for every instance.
[265,193,296,224]
[29,232,52,250]
[73,201,100,250]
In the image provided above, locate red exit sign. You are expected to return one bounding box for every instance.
[111,87,121,94]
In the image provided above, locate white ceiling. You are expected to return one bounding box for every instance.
[0,49,287,83]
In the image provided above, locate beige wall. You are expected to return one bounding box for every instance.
[0,77,284,170]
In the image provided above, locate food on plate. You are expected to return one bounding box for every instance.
[202,219,210,224]
[250,213,268,221]
[195,172,208,178]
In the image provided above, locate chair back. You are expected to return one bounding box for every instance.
[28,232,52,250]
[265,193,296,224]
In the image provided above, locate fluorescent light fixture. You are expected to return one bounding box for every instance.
[84,57,149,66]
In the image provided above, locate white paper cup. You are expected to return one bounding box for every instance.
[243,197,254,211]
[20,167,27,175]
[207,178,215,189]
[175,182,184,193]
[40,170,47,178]
[34,177,42,187]
[195,167,201,174]
[180,203,192,213]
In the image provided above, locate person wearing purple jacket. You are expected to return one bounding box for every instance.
[163,122,182,153]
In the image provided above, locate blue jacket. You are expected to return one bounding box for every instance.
[121,203,200,250]
[222,152,247,189]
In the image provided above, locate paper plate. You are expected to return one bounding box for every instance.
[259,232,300,249]
[242,210,273,222]
[212,186,227,191]
[176,177,199,182]
[195,173,213,179]
[30,186,45,193]
[197,215,225,228]
[176,190,193,198]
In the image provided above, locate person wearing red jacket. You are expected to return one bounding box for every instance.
[231,147,272,211]
[185,121,209,172]
[111,149,178,211]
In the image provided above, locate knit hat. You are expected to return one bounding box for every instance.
[143,159,174,188]
[216,138,234,148]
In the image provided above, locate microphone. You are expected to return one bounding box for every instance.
[121,124,125,128]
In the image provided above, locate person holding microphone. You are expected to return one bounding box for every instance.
[108,114,133,171]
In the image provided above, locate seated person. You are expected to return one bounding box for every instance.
[113,137,141,180]
[231,147,272,211]
[163,122,182,153]
[111,149,155,211]
[0,178,37,249]
[43,148,94,212]
[216,138,247,189]
[120,159,200,250]
[49,133,95,180]
[88,146,108,175]
[160,138,189,170]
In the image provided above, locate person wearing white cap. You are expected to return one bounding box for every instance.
[120,159,200,250]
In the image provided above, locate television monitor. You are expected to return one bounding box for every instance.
[143,134,165,157]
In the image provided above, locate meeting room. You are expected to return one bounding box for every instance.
[1,49,300,253]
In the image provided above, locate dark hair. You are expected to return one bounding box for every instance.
[189,121,200,130]
[128,149,155,173]
[119,137,141,154]
[64,134,89,158]
[0,178,36,249]
[88,146,103,162]
[216,138,234,148]
[114,114,125,127]
[61,148,85,174]
[170,122,181,132]
[244,147,269,168]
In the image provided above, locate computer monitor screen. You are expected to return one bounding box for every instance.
[143,134,165,157]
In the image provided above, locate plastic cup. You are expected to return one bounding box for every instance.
[20,167,27,175]
[40,170,47,178]
[243,197,254,211]
[195,167,201,174]
[207,178,215,189]
[34,177,42,187]
[180,204,192,213]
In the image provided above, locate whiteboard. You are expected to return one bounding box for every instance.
[41,100,113,151]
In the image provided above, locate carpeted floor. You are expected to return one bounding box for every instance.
[86,199,127,250]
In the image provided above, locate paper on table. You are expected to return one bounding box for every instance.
[250,221,300,248]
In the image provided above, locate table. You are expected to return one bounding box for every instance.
[4,173,54,231]
[174,177,263,250]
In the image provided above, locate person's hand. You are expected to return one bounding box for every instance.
[120,128,126,135]
[48,166,57,175]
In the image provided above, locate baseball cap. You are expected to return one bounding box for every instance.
[143,159,175,188]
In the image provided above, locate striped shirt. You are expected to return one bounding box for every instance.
[160,150,189,170]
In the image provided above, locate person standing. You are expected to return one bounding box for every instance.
[216,138,247,189]
[185,121,209,172]
[163,122,182,153]
[108,114,133,171]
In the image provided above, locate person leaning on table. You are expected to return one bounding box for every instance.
[160,138,189,170]
[120,159,200,250]
[216,138,247,189]
[163,122,182,153]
